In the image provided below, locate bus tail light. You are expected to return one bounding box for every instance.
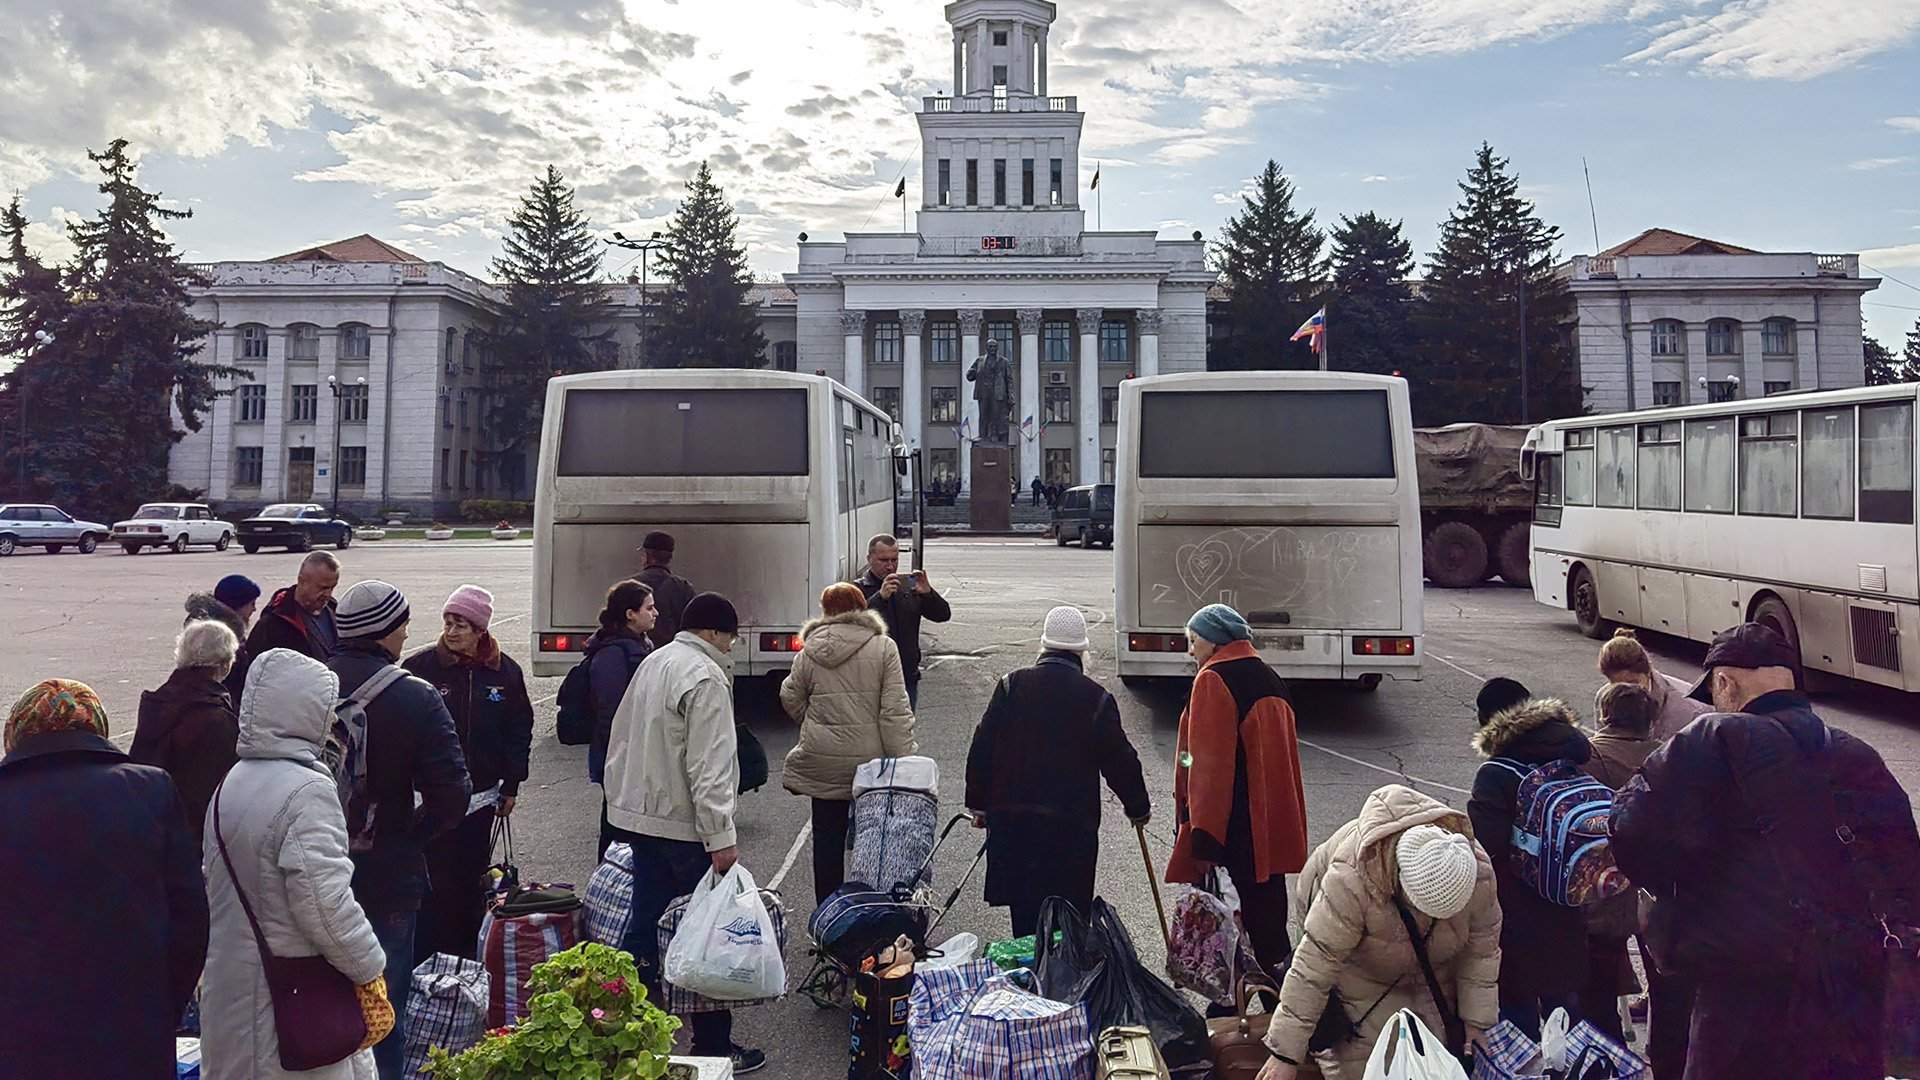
[1353,636,1416,657]
[1128,633,1187,653]
[539,633,586,653]
[760,633,805,653]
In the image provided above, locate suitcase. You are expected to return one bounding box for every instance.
[1095,1025,1171,1079]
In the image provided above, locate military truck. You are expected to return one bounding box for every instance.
[1415,423,1533,588]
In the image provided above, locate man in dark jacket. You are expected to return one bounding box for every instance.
[636,531,696,649]
[0,678,208,1080]
[133,619,243,848]
[965,606,1150,935]
[1612,623,1920,1080]
[326,580,471,1080]
[856,533,952,708]
[237,551,340,688]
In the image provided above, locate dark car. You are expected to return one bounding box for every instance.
[237,503,352,554]
[1051,483,1114,548]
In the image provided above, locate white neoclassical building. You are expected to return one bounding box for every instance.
[783,0,1212,491]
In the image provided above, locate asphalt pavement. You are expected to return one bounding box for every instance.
[4,537,1917,1071]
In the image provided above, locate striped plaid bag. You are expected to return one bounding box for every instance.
[1469,1020,1545,1080]
[909,958,1094,1080]
[584,842,636,947]
[654,886,789,1013]
[402,954,489,1077]
[1561,1021,1649,1080]
[478,895,581,1027]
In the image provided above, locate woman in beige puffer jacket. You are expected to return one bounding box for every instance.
[1261,784,1502,1080]
[780,584,916,902]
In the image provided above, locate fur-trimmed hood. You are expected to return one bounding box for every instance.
[1472,697,1589,761]
[798,609,890,669]
[184,591,247,642]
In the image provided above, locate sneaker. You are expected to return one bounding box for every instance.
[729,1044,767,1074]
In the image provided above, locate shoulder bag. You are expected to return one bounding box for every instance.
[213,780,370,1070]
[1393,897,1469,1062]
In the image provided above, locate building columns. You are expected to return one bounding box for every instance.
[1136,308,1161,378]
[316,329,339,493]
[901,310,926,452]
[1037,31,1048,96]
[1076,307,1102,486]
[261,330,288,497]
[840,310,866,397]
[209,331,235,501]
[1684,323,1708,402]
[952,31,964,95]
[1742,324,1766,398]
[958,309,983,493]
[1017,308,1042,485]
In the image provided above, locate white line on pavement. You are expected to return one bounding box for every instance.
[1296,737,1472,797]
[766,820,813,893]
[1428,652,1488,682]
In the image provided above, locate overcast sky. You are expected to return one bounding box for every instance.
[5,0,1920,347]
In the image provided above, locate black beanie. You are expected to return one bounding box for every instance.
[681,592,739,635]
[1475,677,1531,725]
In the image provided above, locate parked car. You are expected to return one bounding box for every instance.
[1051,483,1114,548]
[236,503,352,554]
[112,502,235,554]
[0,503,111,556]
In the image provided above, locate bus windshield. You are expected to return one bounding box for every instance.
[556,387,810,477]
[1137,389,1395,479]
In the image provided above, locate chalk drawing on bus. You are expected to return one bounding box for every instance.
[1144,526,1398,627]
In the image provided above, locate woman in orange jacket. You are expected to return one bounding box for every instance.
[1166,603,1309,978]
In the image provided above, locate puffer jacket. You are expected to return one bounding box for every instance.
[779,610,915,800]
[1592,670,1711,743]
[1266,785,1501,1078]
[200,648,386,1080]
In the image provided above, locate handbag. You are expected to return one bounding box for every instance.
[211,781,370,1071]
[1393,899,1467,1061]
[737,721,769,793]
[1206,973,1283,1080]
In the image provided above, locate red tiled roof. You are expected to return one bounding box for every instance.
[268,234,426,263]
[1597,228,1759,258]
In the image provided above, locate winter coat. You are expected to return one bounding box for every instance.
[200,648,386,1080]
[779,610,916,800]
[1592,670,1711,744]
[1266,785,1501,1078]
[132,665,240,848]
[328,639,472,913]
[186,590,252,699]
[402,638,535,798]
[1583,725,1660,791]
[605,632,739,850]
[635,565,696,650]
[855,569,953,676]
[583,627,652,783]
[0,729,208,1080]
[965,651,1151,906]
[1468,697,1593,999]
[239,587,338,689]
[1166,639,1308,887]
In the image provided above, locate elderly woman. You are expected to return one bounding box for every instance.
[0,679,209,1079]
[1166,603,1308,978]
[781,582,916,902]
[134,619,242,848]
[202,649,392,1080]
[1595,628,1710,742]
[1257,785,1500,1080]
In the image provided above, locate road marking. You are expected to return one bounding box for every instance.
[1296,737,1472,797]
[533,692,556,706]
[766,820,813,893]
[492,612,528,627]
[1428,652,1488,682]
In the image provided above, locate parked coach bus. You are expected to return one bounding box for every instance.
[530,370,896,679]
[1113,371,1425,689]
[1526,383,1918,692]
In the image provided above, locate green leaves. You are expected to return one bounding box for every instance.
[650,161,768,369]
[1211,159,1326,371]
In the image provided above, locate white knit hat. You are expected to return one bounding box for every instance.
[1395,825,1478,919]
[1040,606,1090,653]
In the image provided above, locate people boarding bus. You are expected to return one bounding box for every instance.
[1113,371,1424,689]
[531,370,898,680]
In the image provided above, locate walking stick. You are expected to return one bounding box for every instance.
[1135,821,1171,950]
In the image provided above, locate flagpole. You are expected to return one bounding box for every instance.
[1320,304,1330,372]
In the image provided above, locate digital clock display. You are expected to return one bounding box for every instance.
[980,235,1019,251]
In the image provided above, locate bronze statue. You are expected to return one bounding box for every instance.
[967,339,1014,446]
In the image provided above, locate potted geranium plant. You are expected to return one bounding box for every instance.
[491,518,521,540]
[424,522,456,541]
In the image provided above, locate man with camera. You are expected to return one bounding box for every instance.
[854,534,951,709]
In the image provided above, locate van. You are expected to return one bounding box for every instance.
[1052,483,1113,548]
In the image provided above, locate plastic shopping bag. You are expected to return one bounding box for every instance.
[1538,1008,1571,1073]
[1165,883,1239,1005]
[661,864,787,1001]
[1364,1009,1469,1080]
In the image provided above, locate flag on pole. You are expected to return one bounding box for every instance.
[1290,307,1327,354]
[1090,164,1100,190]
[1021,415,1035,439]
[894,178,906,198]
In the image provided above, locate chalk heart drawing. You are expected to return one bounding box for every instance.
[1176,538,1234,600]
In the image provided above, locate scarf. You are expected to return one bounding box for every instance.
[439,633,502,670]
[6,679,109,752]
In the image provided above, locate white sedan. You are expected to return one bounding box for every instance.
[112,502,236,554]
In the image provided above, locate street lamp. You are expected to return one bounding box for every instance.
[607,230,674,368]
[15,329,53,491]
[326,374,367,518]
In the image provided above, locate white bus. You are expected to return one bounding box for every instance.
[1113,371,1425,688]
[1526,384,1919,692]
[530,370,897,678]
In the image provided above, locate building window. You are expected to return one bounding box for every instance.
[930,322,958,363]
[1650,319,1685,358]
[440,448,451,490]
[1101,448,1116,484]
[1652,381,1682,407]
[237,384,267,423]
[1099,320,1129,365]
[1045,448,1073,486]
[1802,407,1856,520]
[1044,385,1073,423]
[1043,321,1072,363]
[239,324,269,361]
[289,384,318,424]
[993,159,1007,205]
[444,327,458,366]
[234,446,263,487]
[871,386,901,422]
[1022,158,1035,206]
[774,341,797,371]
[992,29,1007,45]
[930,386,959,423]
[873,321,902,364]
[458,449,469,491]
[1050,159,1063,205]
[1101,385,1119,424]
[1706,381,1738,404]
[966,160,978,206]
[1706,319,1741,357]
[458,394,470,430]
[288,323,319,361]
[340,384,369,423]
[1637,422,1681,511]
[1860,402,1915,524]
[992,64,1007,88]
[1763,317,1797,356]
[339,323,371,361]
[441,392,452,429]
[1764,380,1791,396]
[987,321,1015,362]
[938,160,950,207]
[1738,412,1798,517]
[338,446,367,487]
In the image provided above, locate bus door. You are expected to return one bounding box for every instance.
[844,433,860,580]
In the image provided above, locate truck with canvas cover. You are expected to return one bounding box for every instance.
[1415,423,1532,588]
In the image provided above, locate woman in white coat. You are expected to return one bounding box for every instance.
[201,648,392,1080]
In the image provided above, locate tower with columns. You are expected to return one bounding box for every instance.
[785,0,1212,493]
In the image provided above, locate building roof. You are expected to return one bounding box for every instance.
[268,234,426,264]
[1597,228,1759,258]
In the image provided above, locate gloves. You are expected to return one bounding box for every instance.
[355,974,396,1050]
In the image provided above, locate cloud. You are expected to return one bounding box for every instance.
[1848,156,1913,171]
[1360,174,1393,183]
[1626,0,1920,80]
[1861,242,1920,267]
[1890,116,1920,133]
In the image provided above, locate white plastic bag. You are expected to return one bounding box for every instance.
[1539,1007,1571,1073]
[661,865,787,1001]
[1363,1009,1469,1080]
[919,932,980,972]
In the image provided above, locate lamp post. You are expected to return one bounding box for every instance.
[326,374,366,518]
[607,231,674,368]
[16,329,53,491]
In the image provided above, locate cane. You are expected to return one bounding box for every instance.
[1135,821,1171,950]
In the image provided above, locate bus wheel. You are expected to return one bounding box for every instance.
[1352,673,1383,693]
[1496,522,1532,587]
[1572,566,1612,639]
[1425,521,1489,588]
[1751,595,1802,665]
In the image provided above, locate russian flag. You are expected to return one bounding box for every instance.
[1290,307,1326,354]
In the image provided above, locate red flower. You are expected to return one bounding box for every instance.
[601,978,628,996]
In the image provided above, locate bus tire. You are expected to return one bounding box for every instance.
[1425,521,1489,589]
[1352,673,1383,693]
[1496,522,1532,587]
[1751,595,1802,666]
[1572,566,1612,639]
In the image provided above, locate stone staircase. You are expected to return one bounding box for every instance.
[897,498,1054,533]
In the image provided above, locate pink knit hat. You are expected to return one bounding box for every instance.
[444,584,494,631]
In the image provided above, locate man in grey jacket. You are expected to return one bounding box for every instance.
[604,592,764,1074]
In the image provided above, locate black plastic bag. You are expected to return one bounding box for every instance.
[737,721,769,793]
[1034,896,1211,1071]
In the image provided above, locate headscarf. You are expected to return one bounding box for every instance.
[5,679,109,752]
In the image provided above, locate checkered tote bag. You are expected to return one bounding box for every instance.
[909,959,1093,1080]
[654,886,790,1013]
[1470,1020,1545,1080]
[1562,1021,1650,1080]
[584,842,635,947]
[402,954,490,1077]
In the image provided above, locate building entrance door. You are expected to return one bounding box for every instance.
[287,448,315,500]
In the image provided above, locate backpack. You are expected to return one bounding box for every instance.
[325,664,408,853]
[1490,758,1630,907]
[554,653,596,746]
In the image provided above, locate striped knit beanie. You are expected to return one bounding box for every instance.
[336,580,411,640]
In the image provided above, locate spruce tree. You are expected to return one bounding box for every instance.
[652,162,767,368]
[1414,143,1579,425]
[1211,160,1324,370]
[0,197,70,493]
[1864,335,1900,385]
[1902,319,1920,383]
[1327,211,1415,377]
[485,165,608,493]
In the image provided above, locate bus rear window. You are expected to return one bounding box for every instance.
[557,388,809,476]
[1137,390,1395,479]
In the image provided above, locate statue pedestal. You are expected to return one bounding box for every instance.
[969,443,1013,532]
